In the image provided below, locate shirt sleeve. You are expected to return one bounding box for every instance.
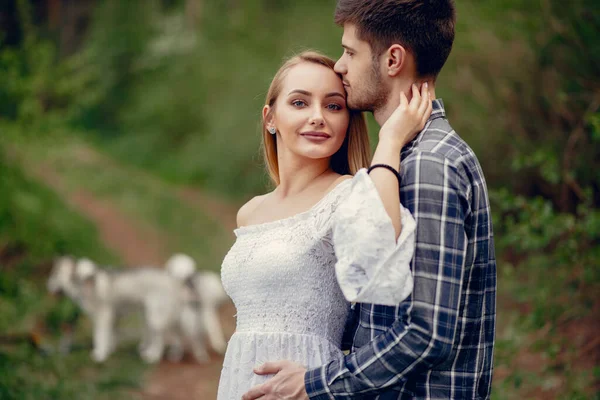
[332,168,416,306]
[305,152,470,399]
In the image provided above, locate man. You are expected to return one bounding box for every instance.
[243,0,496,398]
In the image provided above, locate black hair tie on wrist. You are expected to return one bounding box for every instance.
[367,163,402,186]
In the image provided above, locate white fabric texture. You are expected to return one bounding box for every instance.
[333,169,415,305]
[217,169,416,399]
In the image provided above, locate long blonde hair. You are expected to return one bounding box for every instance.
[262,51,371,185]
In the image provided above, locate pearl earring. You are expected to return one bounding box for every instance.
[268,127,276,135]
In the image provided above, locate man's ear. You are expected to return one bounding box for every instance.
[385,44,408,77]
[263,105,275,130]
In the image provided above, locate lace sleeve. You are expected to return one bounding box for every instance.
[332,169,415,306]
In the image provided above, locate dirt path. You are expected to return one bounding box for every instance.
[17,145,238,400]
[33,160,168,266]
[142,301,237,400]
[70,142,239,233]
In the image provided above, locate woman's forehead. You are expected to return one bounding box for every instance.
[281,63,344,95]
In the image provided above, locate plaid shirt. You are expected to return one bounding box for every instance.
[305,99,496,399]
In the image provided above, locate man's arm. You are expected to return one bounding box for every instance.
[306,151,470,398]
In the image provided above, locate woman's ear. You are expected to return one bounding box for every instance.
[385,44,407,77]
[263,105,275,130]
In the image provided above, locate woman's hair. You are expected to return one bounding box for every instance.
[262,51,371,185]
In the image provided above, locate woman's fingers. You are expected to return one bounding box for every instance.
[400,91,409,109]
[417,82,429,117]
[422,94,432,126]
[409,84,421,111]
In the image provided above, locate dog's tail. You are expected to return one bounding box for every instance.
[165,253,197,281]
[75,258,97,280]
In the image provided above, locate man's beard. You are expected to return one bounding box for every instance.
[347,57,390,112]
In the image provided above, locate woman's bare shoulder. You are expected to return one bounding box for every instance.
[236,193,270,228]
[325,174,353,191]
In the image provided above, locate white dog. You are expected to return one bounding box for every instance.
[165,253,229,354]
[47,256,91,313]
[47,256,91,353]
[47,257,209,364]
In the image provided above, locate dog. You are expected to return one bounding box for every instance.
[48,257,209,364]
[47,256,96,354]
[165,253,229,354]
[47,256,92,313]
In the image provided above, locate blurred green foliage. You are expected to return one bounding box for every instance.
[0,138,144,399]
[0,146,113,263]
[0,0,599,398]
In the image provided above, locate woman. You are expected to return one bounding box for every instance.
[217,51,430,399]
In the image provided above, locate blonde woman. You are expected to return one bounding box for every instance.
[217,51,430,399]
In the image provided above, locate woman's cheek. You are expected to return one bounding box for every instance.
[335,115,350,137]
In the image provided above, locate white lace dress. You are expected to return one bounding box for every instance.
[217,169,416,399]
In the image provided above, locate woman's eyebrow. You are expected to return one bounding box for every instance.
[288,89,311,96]
[325,92,345,100]
[288,89,345,99]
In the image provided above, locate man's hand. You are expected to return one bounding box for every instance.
[242,360,309,400]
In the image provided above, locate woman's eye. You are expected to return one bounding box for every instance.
[291,100,306,107]
[327,104,343,111]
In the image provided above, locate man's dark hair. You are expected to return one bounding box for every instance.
[335,0,456,78]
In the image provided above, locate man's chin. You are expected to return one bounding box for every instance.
[347,98,373,112]
[346,95,361,110]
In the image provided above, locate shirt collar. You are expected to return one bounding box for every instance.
[429,98,446,122]
[402,98,445,152]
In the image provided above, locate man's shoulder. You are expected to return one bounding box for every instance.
[404,119,483,173]
[401,118,489,197]
[413,119,473,161]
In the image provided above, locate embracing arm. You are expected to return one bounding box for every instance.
[305,152,470,398]
[369,84,431,239]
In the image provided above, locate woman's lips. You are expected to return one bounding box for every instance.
[300,131,331,142]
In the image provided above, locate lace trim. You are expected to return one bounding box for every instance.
[234,179,353,236]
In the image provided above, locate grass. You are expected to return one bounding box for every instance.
[0,131,148,399]
[6,126,235,271]
[491,253,599,399]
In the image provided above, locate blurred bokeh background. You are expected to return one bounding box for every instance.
[0,0,598,399]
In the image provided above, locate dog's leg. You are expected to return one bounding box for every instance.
[140,329,165,364]
[139,297,171,364]
[109,312,124,354]
[189,335,209,363]
[201,304,227,354]
[165,330,185,362]
[138,325,150,354]
[92,306,114,363]
[180,305,209,363]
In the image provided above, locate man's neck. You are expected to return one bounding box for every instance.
[373,81,437,127]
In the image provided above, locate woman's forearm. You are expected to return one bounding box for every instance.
[369,137,404,239]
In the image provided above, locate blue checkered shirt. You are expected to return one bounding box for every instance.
[305,99,496,399]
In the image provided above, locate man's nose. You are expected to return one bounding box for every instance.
[334,58,346,74]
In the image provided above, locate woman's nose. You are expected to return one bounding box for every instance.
[309,108,325,126]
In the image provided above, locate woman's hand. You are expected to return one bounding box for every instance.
[379,82,432,147]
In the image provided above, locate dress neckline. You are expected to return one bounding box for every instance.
[234,178,352,236]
